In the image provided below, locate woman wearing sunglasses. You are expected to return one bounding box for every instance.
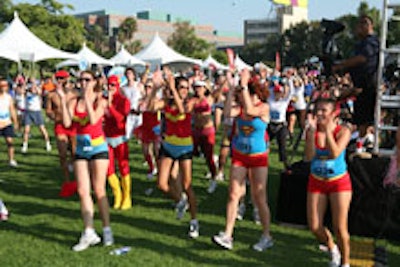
[58,71,113,252]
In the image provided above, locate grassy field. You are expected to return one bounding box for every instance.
[0,125,400,267]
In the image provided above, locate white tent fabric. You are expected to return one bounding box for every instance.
[56,43,114,69]
[109,46,146,66]
[133,33,201,68]
[0,47,19,62]
[202,54,228,70]
[0,12,77,62]
[235,54,253,71]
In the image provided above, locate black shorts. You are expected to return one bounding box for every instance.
[158,145,192,161]
[0,125,15,138]
[74,151,109,161]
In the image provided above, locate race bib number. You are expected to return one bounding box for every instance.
[270,110,280,121]
[77,134,93,152]
[311,159,335,177]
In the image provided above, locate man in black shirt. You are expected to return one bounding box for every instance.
[333,15,379,137]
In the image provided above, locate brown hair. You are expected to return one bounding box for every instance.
[80,70,101,92]
[248,77,270,102]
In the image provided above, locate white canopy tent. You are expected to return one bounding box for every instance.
[0,47,19,62]
[235,54,253,71]
[56,43,114,69]
[0,12,77,62]
[202,54,228,70]
[109,46,146,66]
[133,33,201,70]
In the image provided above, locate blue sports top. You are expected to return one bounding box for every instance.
[232,111,268,155]
[310,125,347,180]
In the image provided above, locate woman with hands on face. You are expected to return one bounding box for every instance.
[305,98,352,267]
[58,71,114,252]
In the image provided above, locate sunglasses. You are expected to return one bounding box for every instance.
[178,85,189,89]
[145,85,153,88]
[79,77,93,82]
[108,83,117,87]
[56,77,66,80]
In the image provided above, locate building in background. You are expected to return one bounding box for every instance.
[244,5,308,45]
[75,10,243,52]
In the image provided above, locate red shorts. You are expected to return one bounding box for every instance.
[307,172,352,194]
[134,124,160,144]
[54,123,76,137]
[231,149,268,168]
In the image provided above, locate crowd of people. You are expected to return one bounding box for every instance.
[0,14,391,267]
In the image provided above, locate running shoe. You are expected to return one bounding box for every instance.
[0,200,9,221]
[329,245,341,267]
[103,228,114,246]
[236,202,246,221]
[212,231,233,250]
[176,196,188,220]
[253,235,273,252]
[9,160,18,168]
[215,172,225,181]
[204,172,212,179]
[188,220,199,238]
[207,180,218,194]
[21,143,28,154]
[72,231,101,252]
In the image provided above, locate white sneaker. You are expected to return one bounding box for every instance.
[188,220,199,238]
[207,180,218,194]
[9,160,18,168]
[237,202,246,221]
[176,196,188,220]
[152,168,158,176]
[0,200,9,221]
[21,143,28,154]
[212,231,233,250]
[215,172,225,181]
[46,142,52,152]
[72,230,101,252]
[103,228,114,246]
[253,235,273,252]
[204,172,212,179]
[329,245,341,267]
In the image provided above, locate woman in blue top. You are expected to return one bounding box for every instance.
[213,69,272,252]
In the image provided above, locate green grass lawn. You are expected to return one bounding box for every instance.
[0,125,400,266]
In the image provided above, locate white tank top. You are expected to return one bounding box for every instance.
[268,95,291,123]
[123,82,142,110]
[26,92,42,111]
[291,85,307,110]
[0,94,12,125]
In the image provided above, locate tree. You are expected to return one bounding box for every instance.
[118,17,137,45]
[168,21,210,59]
[86,24,108,54]
[40,0,73,15]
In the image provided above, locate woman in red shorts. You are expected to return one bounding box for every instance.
[305,97,352,267]
[213,69,272,252]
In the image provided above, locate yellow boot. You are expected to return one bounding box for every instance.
[120,174,132,210]
[108,173,122,209]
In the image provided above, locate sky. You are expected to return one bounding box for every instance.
[13,0,383,34]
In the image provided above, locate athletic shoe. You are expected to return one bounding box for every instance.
[46,142,52,152]
[253,235,273,251]
[236,202,246,221]
[152,168,158,176]
[9,160,18,168]
[215,172,225,181]
[176,196,188,220]
[204,172,212,179]
[329,245,341,267]
[207,180,218,194]
[188,220,199,238]
[103,228,114,246]
[72,231,101,252]
[0,200,9,221]
[21,143,28,154]
[59,181,77,198]
[253,208,261,225]
[212,232,233,250]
